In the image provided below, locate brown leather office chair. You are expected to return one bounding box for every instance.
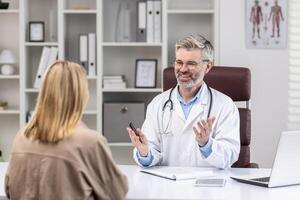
[163,66,258,168]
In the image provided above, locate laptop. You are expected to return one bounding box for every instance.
[231,131,300,188]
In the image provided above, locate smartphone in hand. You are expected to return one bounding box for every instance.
[129,122,138,136]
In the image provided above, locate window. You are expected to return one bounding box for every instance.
[288,0,300,130]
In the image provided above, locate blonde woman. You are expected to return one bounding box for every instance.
[5,61,128,200]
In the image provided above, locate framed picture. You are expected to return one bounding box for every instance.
[246,0,287,49]
[135,59,157,88]
[29,21,45,42]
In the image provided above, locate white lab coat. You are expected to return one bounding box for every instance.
[133,83,240,169]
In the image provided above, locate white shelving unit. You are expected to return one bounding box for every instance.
[0,0,20,161]
[0,0,219,163]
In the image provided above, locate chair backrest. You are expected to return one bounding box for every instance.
[163,66,257,168]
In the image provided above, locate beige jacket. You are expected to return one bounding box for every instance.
[5,123,128,200]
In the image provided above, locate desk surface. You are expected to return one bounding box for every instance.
[0,162,8,200]
[118,165,300,200]
[1,163,300,200]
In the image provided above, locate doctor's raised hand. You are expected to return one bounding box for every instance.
[127,127,149,157]
[193,117,215,146]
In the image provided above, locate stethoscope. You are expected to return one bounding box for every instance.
[160,84,213,135]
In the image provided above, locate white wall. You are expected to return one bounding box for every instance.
[219,0,289,167]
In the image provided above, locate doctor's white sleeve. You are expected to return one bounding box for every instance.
[203,99,240,169]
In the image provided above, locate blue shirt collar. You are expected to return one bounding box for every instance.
[177,84,204,105]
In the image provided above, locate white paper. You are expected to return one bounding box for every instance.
[140,167,213,180]
[136,60,156,87]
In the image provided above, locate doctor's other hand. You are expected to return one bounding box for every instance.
[193,117,215,147]
[127,127,149,156]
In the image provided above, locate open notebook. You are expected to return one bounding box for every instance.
[140,166,213,181]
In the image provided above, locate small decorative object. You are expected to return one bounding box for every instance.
[115,1,131,42]
[135,59,157,88]
[0,49,16,75]
[0,101,8,110]
[0,0,9,9]
[29,21,45,42]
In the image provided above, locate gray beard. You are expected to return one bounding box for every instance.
[181,80,197,88]
[178,74,202,89]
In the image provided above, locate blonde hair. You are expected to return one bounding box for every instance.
[24,61,89,142]
[175,34,214,64]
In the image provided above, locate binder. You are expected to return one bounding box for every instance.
[153,0,161,43]
[146,0,154,43]
[79,34,88,71]
[33,47,50,88]
[137,1,147,42]
[88,33,96,77]
[46,47,58,69]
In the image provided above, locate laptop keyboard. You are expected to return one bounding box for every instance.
[250,177,270,182]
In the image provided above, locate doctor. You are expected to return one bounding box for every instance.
[127,34,240,169]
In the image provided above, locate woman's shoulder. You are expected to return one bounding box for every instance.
[72,123,106,145]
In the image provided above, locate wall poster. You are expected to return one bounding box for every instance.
[246,0,287,48]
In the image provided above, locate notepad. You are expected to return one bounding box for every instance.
[140,167,213,181]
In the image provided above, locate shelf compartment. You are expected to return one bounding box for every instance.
[103,46,162,88]
[25,0,58,43]
[0,79,20,110]
[103,0,143,43]
[0,14,19,74]
[25,46,44,89]
[64,14,96,66]
[0,115,19,161]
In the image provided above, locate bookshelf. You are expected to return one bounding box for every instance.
[0,0,219,163]
[0,0,20,161]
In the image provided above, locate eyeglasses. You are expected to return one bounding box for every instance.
[174,59,209,70]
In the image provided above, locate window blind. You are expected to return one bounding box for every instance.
[288,0,300,130]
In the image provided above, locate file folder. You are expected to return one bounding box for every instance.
[88,33,96,77]
[79,34,88,71]
[46,47,58,69]
[137,1,147,42]
[146,0,154,43]
[33,47,50,88]
[153,0,161,43]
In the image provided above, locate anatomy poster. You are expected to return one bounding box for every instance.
[246,0,287,48]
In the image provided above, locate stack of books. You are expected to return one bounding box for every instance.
[103,75,127,89]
